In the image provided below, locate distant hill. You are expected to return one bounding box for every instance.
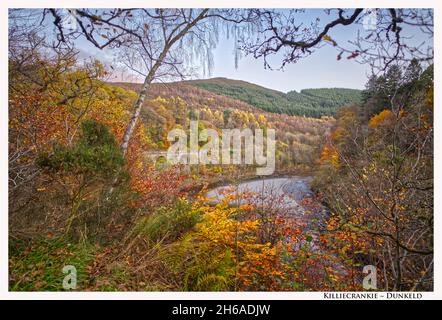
[183,77,362,117]
[111,81,263,115]
[110,81,335,166]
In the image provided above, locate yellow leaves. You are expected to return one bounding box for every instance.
[257,114,267,127]
[186,196,300,290]
[195,202,260,248]
[426,86,433,108]
[153,96,168,104]
[320,144,340,168]
[331,126,346,141]
[368,109,394,128]
[322,34,337,46]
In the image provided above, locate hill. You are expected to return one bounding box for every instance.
[110,81,334,168]
[183,77,362,117]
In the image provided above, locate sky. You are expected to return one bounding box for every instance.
[208,35,370,93]
[68,9,371,93]
[204,9,372,92]
[67,9,432,93]
[202,9,432,92]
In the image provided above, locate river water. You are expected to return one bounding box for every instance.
[206,176,327,228]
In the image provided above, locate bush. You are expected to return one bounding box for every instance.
[132,198,200,243]
[37,119,125,177]
[35,120,129,240]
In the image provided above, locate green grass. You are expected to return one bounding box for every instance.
[131,198,200,243]
[9,237,96,291]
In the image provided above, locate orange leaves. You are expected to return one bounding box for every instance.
[320,144,340,168]
[318,108,359,169]
[238,203,255,212]
[420,113,433,131]
[187,193,307,290]
[368,109,394,128]
[129,166,187,209]
[9,93,68,152]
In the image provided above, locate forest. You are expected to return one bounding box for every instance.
[8,8,433,292]
[186,77,362,117]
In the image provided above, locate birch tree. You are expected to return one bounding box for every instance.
[45,8,252,156]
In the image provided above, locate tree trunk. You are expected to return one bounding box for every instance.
[119,9,209,157]
[120,65,158,156]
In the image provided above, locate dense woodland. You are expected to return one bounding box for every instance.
[315,62,434,290]
[186,77,362,117]
[115,81,334,169]
[8,8,433,292]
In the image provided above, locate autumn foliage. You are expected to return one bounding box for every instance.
[315,63,434,291]
[9,32,433,292]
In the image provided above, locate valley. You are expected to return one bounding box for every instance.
[8,8,433,292]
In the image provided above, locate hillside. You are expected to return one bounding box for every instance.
[111,81,334,167]
[112,81,260,115]
[183,77,362,117]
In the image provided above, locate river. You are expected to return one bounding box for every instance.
[206,176,329,230]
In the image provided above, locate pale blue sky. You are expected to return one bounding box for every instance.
[190,10,372,92]
[204,9,432,92]
[70,9,432,93]
[208,36,370,93]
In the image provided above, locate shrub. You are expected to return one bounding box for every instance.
[37,119,125,177]
[132,198,200,243]
[35,120,129,240]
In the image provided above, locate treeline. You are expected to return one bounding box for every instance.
[298,88,362,109]
[314,60,433,291]
[184,77,361,117]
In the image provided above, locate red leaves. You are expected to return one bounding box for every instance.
[337,51,343,61]
[347,51,360,59]
[129,165,188,209]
